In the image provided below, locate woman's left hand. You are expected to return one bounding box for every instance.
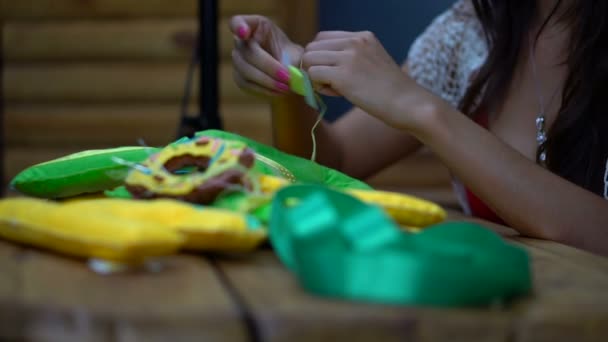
[302,31,429,129]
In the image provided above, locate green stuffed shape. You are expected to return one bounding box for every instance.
[11,128,368,203]
[11,146,160,199]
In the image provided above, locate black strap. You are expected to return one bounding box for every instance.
[0,22,5,197]
[178,0,223,138]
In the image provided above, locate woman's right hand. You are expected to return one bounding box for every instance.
[230,15,303,98]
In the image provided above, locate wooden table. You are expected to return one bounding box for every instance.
[1,212,607,342]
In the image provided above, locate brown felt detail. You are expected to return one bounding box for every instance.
[163,154,210,174]
[128,169,248,205]
[237,149,255,169]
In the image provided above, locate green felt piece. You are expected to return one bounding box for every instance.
[288,66,318,110]
[288,66,307,96]
[11,146,160,199]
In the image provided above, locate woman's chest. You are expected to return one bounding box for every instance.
[486,55,567,161]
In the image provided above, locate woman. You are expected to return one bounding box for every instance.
[230,0,608,255]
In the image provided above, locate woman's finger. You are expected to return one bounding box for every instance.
[305,38,356,52]
[301,51,340,70]
[316,85,342,97]
[230,15,266,40]
[313,31,354,41]
[308,65,340,89]
[232,48,289,93]
[241,40,290,83]
[233,69,284,98]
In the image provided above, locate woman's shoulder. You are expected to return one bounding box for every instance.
[437,0,479,25]
[416,0,484,48]
[407,0,487,108]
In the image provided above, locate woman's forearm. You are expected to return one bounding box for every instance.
[406,97,608,255]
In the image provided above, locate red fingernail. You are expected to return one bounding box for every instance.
[275,82,289,92]
[237,26,249,39]
[276,68,290,83]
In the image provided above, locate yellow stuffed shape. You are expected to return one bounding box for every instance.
[67,199,267,252]
[0,197,267,264]
[347,189,446,228]
[257,175,446,228]
[0,198,183,263]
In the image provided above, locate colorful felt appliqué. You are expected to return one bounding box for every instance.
[125,136,260,205]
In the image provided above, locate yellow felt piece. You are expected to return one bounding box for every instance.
[257,175,446,228]
[0,198,183,263]
[66,199,267,252]
[259,174,290,194]
[347,189,447,227]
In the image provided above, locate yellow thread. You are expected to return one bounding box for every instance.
[255,154,296,182]
[310,94,326,162]
[295,56,326,162]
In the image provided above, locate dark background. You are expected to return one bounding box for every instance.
[319,0,455,120]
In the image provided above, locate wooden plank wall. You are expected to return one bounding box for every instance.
[1,0,454,206]
[1,0,297,186]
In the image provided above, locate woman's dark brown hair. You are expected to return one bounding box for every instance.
[460,0,608,196]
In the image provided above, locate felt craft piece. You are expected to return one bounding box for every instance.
[246,174,445,228]
[196,130,371,190]
[66,198,266,252]
[282,50,319,110]
[270,184,531,307]
[195,132,446,227]
[0,197,266,264]
[0,198,183,263]
[111,132,446,227]
[125,136,258,205]
[347,189,446,228]
[11,146,160,199]
[288,65,319,111]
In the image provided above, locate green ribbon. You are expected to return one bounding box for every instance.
[270,185,531,307]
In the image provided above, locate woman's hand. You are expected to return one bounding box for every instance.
[302,31,433,129]
[230,15,304,98]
